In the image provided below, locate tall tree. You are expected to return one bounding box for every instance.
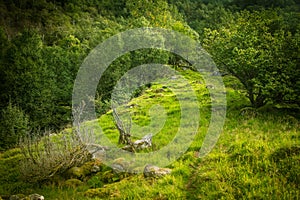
[1,30,56,128]
[203,10,299,108]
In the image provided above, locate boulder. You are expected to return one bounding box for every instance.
[143,164,172,178]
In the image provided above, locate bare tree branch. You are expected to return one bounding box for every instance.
[112,107,132,145]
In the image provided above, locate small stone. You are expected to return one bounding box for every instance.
[132,134,152,150]
[122,134,153,152]
[111,158,130,173]
[143,164,172,178]
[87,144,108,160]
[9,195,20,200]
[206,84,215,89]
[91,165,101,173]
[210,71,222,76]
[28,194,44,200]
[9,194,26,200]
[111,163,125,174]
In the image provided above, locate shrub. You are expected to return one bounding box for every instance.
[19,128,91,183]
[87,175,104,188]
[0,148,33,195]
[0,103,29,151]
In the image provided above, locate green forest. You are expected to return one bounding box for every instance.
[0,0,299,199]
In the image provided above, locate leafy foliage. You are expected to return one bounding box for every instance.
[0,103,29,150]
[0,0,197,136]
[203,10,300,107]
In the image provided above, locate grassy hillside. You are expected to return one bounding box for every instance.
[0,68,299,199]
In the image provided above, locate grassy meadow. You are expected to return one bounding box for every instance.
[0,68,299,199]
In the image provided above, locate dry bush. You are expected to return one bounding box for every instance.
[19,103,95,182]
[19,127,93,182]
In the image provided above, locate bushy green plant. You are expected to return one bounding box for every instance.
[203,9,300,108]
[87,176,104,189]
[0,103,29,151]
[0,148,34,195]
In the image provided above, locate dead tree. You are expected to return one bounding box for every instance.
[112,108,132,145]
[112,107,152,152]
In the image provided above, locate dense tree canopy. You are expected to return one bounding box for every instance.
[0,0,299,149]
[203,10,300,107]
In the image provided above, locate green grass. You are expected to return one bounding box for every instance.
[187,111,300,199]
[0,68,299,199]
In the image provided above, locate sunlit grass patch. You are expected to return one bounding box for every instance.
[187,106,300,199]
[0,68,299,199]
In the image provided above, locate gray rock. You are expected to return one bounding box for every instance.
[9,194,26,200]
[9,194,44,200]
[111,163,125,174]
[86,144,108,160]
[133,134,152,150]
[143,164,172,178]
[9,195,21,200]
[91,165,101,173]
[123,134,153,152]
[111,158,130,173]
[28,194,44,200]
[210,71,222,76]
